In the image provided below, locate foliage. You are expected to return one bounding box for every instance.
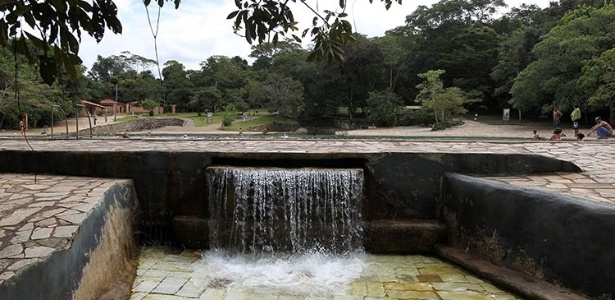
[365,90,400,127]
[510,5,615,115]
[228,0,400,64]
[578,48,615,110]
[3,0,614,130]
[1,0,400,85]
[222,103,238,127]
[142,99,158,115]
[0,46,69,130]
[0,0,123,84]
[415,70,468,126]
[250,73,304,119]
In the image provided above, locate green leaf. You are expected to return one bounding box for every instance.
[24,32,48,50]
[39,55,57,85]
[227,11,239,20]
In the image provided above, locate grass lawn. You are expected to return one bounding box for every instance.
[115,109,294,132]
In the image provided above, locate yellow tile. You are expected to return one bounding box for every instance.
[365,282,385,297]
[386,290,440,299]
[384,281,433,291]
[436,290,493,300]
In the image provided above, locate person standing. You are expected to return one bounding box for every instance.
[18,119,25,135]
[587,116,613,139]
[570,107,581,136]
[552,106,562,129]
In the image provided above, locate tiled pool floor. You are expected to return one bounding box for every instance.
[130,246,524,300]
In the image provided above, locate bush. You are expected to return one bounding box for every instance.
[366,91,400,127]
[431,119,464,131]
[395,109,434,126]
[222,104,238,127]
[306,127,337,135]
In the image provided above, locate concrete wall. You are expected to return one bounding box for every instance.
[443,173,615,298]
[0,151,578,222]
[0,148,592,295]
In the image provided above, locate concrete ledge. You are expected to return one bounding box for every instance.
[173,217,448,254]
[436,246,588,300]
[363,219,447,254]
[0,176,140,300]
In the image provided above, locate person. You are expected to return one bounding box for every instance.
[548,128,563,141]
[576,132,585,143]
[19,119,25,135]
[570,107,581,136]
[533,130,540,139]
[587,116,613,139]
[104,114,108,123]
[93,116,97,125]
[552,106,562,130]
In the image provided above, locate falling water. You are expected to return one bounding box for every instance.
[207,166,364,254]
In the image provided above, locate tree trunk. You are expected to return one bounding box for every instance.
[348,84,354,121]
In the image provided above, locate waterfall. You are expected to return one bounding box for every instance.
[207,166,364,254]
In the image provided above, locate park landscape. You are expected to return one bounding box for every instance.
[0,1,614,300]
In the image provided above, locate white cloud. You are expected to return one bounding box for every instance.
[78,0,553,74]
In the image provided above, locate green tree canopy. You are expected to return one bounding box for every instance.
[510,5,615,115]
[1,0,400,85]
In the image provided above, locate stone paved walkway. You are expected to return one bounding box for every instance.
[0,137,612,299]
[0,174,129,284]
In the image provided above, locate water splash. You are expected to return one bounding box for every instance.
[191,249,366,297]
[207,167,364,254]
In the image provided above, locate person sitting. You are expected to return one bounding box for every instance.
[587,116,613,139]
[533,130,540,139]
[547,128,563,141]
[576,132,585,143]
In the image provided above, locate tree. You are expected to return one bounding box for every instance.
[142,98,158,116]
[338,35,386,120]
[1,0,400,85]
[578,48,615,122]
[162,60,194,111]
[222,103,238,127]
[365,90,400,127]
[415,69,468,127]
[189,86,222,115]
[374,35,406,91]
[0,0,123,84]
[510,6,615,116]
[250,73,304,119]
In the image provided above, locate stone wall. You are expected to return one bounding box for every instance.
[79,118,185,135]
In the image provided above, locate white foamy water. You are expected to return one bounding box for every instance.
[190,250,366,297]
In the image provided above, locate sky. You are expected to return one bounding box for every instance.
[78,0,554,73]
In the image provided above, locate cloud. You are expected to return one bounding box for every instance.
[78,0,552,73]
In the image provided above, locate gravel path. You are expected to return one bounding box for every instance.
[148,118,556,138]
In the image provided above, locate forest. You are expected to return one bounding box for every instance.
[1,0,614,131]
